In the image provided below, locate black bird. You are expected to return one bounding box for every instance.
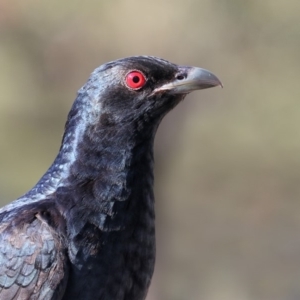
[0,56,221,300]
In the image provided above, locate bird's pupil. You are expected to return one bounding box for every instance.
[177,75,185,80]
[133,76,140,83]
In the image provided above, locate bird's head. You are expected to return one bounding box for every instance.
[74,56,221,134]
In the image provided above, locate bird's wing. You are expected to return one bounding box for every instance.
[0,203,68,300]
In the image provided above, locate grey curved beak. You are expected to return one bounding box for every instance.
[154,66,222,94]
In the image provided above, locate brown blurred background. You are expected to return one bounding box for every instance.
[1,1,300,299]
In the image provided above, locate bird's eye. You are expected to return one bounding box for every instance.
[125,71,146,90]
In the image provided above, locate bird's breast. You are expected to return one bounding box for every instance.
[61,165,156,300]
[63,192,156,300]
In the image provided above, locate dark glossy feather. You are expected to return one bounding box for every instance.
[0,201,68,300]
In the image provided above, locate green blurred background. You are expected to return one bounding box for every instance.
[1,1,300,299]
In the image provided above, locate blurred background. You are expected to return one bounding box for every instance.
[1,0,300,299]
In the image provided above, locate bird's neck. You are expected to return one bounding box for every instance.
[18,95,159,216]
[66,120,156,200]
[60,121,156,233]
[17,92,97,203]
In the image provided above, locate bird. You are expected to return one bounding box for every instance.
[0,56,221,300]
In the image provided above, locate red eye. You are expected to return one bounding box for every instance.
[125,71,146,90]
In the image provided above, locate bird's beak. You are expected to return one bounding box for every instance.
[153,66,222,95]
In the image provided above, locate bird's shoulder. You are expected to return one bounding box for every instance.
[0,199,68,300]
